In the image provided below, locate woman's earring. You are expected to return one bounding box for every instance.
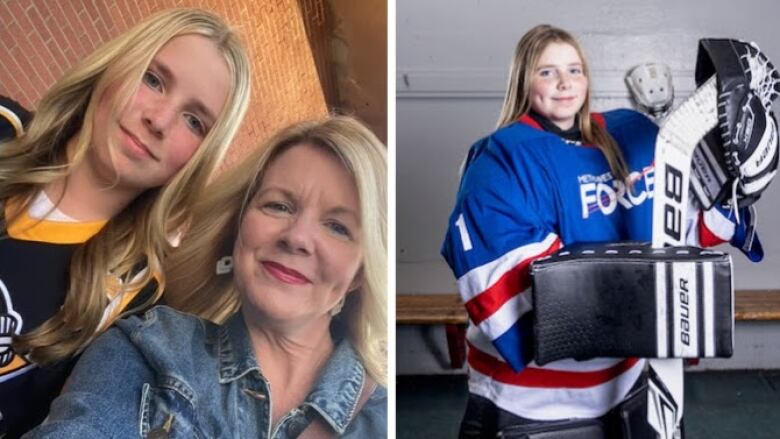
[216,256,233,275]
[329,296,345,317]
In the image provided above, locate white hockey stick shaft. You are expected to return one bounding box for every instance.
[648,76,718,439]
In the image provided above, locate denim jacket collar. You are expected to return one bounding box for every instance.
[213,311,369,435]
[304,340,368,434]
[214,311,262,383]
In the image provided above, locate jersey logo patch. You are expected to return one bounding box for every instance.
[0,278,31,382]
[579,166,655,219]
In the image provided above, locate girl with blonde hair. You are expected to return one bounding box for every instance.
[495,24,630,182]
[442,23,766,438]
[27,116,387,438]
[0,8,250,436]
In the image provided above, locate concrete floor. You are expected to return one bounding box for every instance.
[397,371,780,438]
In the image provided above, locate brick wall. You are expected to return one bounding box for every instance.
[299,0,336,109]
[0,0,328,165]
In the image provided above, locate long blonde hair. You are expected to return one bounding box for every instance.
[496,24,629,182]
[165,116,388,386]
[6,8,251,364]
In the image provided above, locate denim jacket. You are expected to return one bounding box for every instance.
[25,306,387,438]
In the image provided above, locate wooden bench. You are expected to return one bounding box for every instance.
[397,290,780,368]
[396,294,469,368]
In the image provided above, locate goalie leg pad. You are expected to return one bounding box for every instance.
[531,243,732,366]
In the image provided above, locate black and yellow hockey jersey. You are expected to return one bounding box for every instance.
[0,96,157,437]
[0,204,106,438]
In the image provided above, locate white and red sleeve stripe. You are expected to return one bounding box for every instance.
[457,233,561,342]
[698,207,735,247]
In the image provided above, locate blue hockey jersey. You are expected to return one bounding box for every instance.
[443,109,657,366]
[441,110,659,419]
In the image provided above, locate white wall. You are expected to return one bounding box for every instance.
[396,0,780,373]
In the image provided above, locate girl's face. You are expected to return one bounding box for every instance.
[90,34,231,193]
[529,42,588,130]
[233,143,363,330]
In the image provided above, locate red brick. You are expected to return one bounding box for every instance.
[43,14,72,69]
[114,0,133,32]
[25,31,58,85]
[42,42,67,78]
[26,4,55,45]
[127,0,144,22]
[26,52,56,89]
[95,0,120,38]
[0,58,28,99]
[82,0,99,18]
[62,47,78,67]
[55,1,90,57]
[0,1,14,25]
[12,29,48,82]
[93,16,111,42]
[9,45,44,103]
[4,20,24,49]
[77,10,100,51]
[6,1,34,31]
[66,2,93,50]
[0,16,18,53]
[133,0,146,16]
[79,34,95,57]
[143,0,155,16]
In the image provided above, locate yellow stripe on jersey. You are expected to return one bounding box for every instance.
[5,199,107,244]
[0,353,31,378]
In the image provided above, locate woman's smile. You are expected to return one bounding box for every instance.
[261,261,311,285]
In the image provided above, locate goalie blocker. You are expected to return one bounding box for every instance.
[531,242,733,366]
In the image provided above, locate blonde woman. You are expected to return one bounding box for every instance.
[0,9,250,436]
[27,116,387,438]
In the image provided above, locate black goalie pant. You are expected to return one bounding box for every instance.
[458,377,667,439]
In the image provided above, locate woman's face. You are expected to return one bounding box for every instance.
[233,143,363,329]
[90,34,231,193]
[529,41,588,130]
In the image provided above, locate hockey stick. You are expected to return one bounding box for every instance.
[648,75,719,439]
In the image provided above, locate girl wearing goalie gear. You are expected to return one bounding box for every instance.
[441,25,755,438]
[0,9,250,437]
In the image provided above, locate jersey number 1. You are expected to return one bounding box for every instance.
[455,214,473,251]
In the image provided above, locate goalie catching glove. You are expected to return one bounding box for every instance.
[691,39,780,210]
